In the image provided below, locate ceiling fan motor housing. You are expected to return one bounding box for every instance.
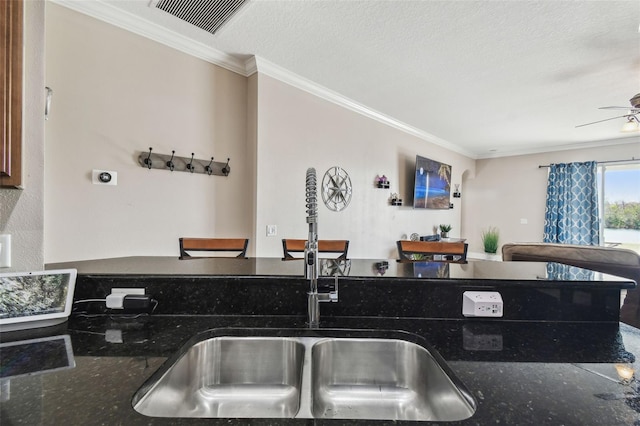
[631,93,640,109]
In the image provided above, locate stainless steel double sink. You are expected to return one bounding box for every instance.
[132,329,476,422]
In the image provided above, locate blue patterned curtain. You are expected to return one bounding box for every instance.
[546,262,594,281]
[543,161,600,245]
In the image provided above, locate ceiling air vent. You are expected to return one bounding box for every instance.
[151,0,248,35]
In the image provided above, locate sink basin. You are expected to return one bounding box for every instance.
[133,337,305,418]
[132,329,476,421]
[311,338,475,421]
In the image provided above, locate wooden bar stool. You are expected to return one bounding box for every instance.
[179,238,249,259]
[282,239,349,260]
[397,240,468,262]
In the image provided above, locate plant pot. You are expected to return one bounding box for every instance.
[440,232,448,239]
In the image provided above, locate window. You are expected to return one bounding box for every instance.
[598,162,640,253]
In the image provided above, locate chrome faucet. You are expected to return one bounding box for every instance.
[304,168,338,327]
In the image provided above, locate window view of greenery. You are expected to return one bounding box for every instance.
[605,202,639,229]
[601,164,640,254]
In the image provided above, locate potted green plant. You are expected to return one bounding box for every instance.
[482,226,500,254]
[439,224,452,239]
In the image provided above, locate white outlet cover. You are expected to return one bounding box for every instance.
[266,225,277,236]
[92,170,118,185]
[462,291,504,317]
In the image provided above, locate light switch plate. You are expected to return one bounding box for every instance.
[0,234,11,268]
[266,225,277,237]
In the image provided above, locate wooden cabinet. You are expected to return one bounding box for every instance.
[0,0,23,188]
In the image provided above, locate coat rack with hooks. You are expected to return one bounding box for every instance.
[137,148,231,176]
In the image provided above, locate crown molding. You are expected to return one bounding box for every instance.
[49,0,476,157]
[244,56,258,76]
[50,0,248,76]
[54,0,629,160]
[252,57,476,158]
[476,136,640,159]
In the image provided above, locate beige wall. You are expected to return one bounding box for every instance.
[463,141,640,254]
[0,0,45,271]
[9,3,639,265]
[254,74,475,259]
[245,73,258,256]
[44,4,477,262]
[44,4,252,262]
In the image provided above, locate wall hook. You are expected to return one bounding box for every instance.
[144,147,153,169]
[222,158,230,176]
[186,153,195,173]
[205,157,214,175]
[136,150,228,176]
[166,150,176,171]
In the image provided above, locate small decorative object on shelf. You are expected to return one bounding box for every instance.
[453,184,461,198]
[439,224,452,239]
[375,174,390,188]
[390,193,402,206]
[375,175,389,188]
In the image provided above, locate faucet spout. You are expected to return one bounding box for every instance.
[305,168,320,326]
[304,168,339,327]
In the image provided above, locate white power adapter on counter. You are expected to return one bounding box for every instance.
[106,288,147,310]
[462,291,503,317]
[105,287,155,315]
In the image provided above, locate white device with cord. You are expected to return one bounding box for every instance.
[106,288,145,309]
[0,269,77,332]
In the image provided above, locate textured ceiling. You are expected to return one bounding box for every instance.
[57,0,640,158]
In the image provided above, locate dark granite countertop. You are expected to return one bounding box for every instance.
[1,257,638,424]
[2,315,640,425]
[46,256,636,287]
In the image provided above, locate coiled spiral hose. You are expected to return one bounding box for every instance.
[305,168,317,224]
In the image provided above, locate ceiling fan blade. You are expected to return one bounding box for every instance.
[575,114,632,128]
[599,106,640,112]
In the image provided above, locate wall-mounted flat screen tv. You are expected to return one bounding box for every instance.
[413,155,451,209]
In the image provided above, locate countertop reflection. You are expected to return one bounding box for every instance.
[46,256,635,286]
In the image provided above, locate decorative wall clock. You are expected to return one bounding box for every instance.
[321,166,352,211]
